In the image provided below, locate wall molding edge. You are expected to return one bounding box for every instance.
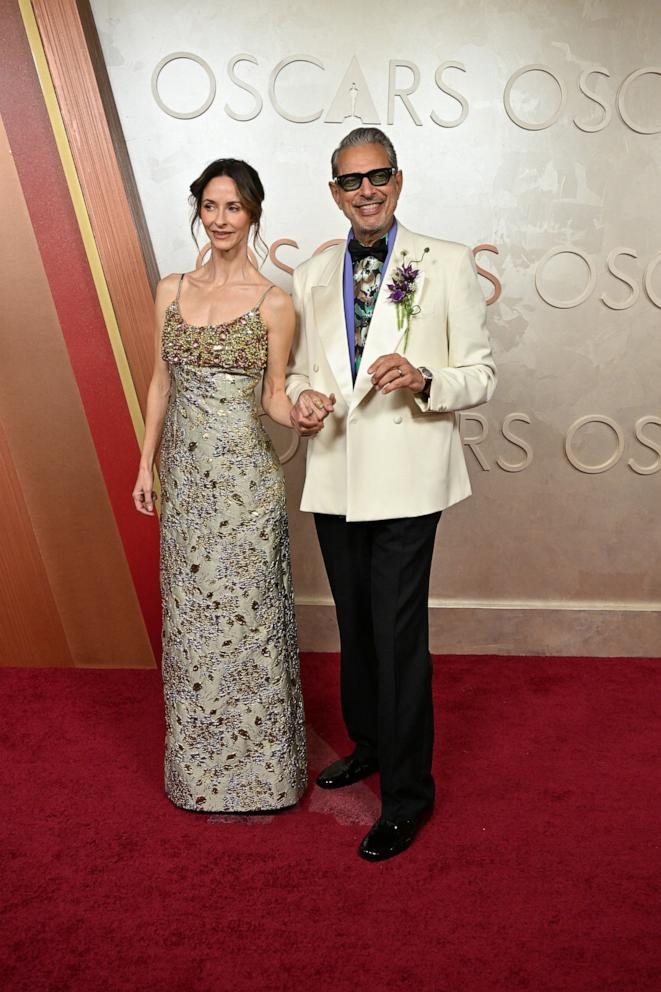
[295,602,661,657]
[295,595,661,613]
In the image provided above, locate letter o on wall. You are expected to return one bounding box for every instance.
[503,64,567,130]
[535,247,597,308]
[152,52,217,119]
[565,415,624,474]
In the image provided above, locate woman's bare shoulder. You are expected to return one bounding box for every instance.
[156,272,183,303]
[261,284,292,314]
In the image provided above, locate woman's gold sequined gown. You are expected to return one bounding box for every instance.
[159,277,307,812]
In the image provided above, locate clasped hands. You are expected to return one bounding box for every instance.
[290,354,425,436]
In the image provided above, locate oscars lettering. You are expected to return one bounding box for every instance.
[151,53,661,134]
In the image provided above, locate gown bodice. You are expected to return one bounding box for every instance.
[161,294,270,373]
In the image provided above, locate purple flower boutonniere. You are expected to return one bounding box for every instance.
[386,247,430,353]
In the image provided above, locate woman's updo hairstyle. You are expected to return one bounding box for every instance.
[189,158,267,259]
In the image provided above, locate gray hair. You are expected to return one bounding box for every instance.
[331,127,398,176]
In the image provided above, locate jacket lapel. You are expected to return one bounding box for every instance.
[311,249,354,408]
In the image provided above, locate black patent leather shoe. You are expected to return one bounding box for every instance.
[315,753,378,790]
[358,809,432,862]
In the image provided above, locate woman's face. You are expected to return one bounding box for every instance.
[199,175,253,251]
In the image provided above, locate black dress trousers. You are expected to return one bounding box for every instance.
[314,511,441,820]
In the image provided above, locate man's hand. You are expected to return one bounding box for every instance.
[290,389,336,436]
[368,354,425,394]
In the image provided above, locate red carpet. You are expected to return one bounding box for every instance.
[1,654,659,992]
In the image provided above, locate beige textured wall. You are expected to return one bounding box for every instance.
[92,0,661,655]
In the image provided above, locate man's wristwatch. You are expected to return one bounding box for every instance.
[417,366,433,397]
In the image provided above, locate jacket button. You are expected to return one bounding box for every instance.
[313,363,320,372]
[393,415,403,424]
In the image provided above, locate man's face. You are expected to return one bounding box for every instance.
[329,143,402,245]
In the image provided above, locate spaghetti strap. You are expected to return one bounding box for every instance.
[254,284,275,310]
[176,273,185,301]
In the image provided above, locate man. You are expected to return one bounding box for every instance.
[287,127,496,861]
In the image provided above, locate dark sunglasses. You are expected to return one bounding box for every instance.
[333,167,397,192]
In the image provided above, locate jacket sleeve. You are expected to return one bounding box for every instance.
[285,265,312,405]
[414,246,497,414]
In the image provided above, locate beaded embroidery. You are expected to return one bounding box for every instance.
[162,299,269,371]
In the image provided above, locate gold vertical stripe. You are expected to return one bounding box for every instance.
[32,0,158,416]
[18,0,156,486]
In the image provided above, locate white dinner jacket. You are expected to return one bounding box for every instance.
[286,222,496,522]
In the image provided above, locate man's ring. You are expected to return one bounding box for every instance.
[397,367,404,377]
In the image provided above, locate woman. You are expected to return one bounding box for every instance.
[133,159,307,812]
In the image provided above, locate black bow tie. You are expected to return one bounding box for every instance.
[348,237,388,264]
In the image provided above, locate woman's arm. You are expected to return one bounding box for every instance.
[132,277,176,515]
[261,287,297,429]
